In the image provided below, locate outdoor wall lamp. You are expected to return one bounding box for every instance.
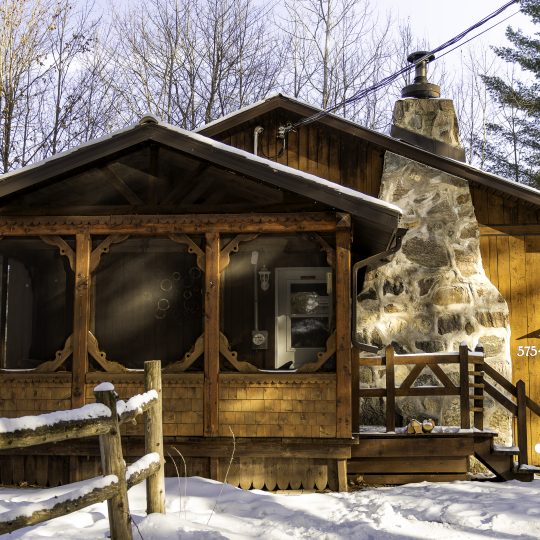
[258,265,271,291]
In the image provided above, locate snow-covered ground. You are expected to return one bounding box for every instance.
[1,476,539,539]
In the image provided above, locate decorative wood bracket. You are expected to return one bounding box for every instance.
[90,234,129,272]
[88,331,128,372]
[219,332,259,373]
[304,233,335,267]
[169,234,205,271]
[220,234,258,271]
[40,236,75,271]
[163,333,204,373]
[297,332,336,373]
[33,334,74,373]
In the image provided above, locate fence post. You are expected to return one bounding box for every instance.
[459,343,470,430]
[145,360,166,514]
[95,385,133,540]
[385,345,395,433]
[516,380,529,466]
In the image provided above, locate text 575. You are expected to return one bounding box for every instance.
[517,346,538,357]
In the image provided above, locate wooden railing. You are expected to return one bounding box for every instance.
[353,344,540,466]
[0,360,165,540]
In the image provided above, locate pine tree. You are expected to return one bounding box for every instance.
[481,0,540,187]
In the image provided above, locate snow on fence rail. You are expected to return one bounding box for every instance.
[0,360,165,540]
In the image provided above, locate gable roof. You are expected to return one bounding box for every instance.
[0,117,402,254]
[196,93,540,208]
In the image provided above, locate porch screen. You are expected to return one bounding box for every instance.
[93,237,203,369]
[0,237,73,369]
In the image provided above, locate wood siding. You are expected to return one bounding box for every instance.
[218,374,337,438]
[479,226,540,465]
[216,109,384,197]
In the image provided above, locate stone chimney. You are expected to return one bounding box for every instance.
[356,52,512,442]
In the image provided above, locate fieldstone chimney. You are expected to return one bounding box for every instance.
[356,53,512,442]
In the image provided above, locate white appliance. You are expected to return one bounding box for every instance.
[275,267,332,369]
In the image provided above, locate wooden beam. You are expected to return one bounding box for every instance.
[204,232,220,436]
[335,228,352,438]
[103,165,144,206]
[72,233,91,408]
[0,212,338,235]
[160,162,209,205]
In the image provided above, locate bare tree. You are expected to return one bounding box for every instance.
[278,0,394,128]
[0,0,54,172]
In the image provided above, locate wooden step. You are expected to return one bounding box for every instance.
[492,445,520,456]
[351,473,467,485]
[348,456,467,475]
[511,463,540,482]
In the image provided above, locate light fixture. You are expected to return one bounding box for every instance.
[258,265,270,291]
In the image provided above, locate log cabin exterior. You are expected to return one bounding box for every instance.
[0,94,539,489]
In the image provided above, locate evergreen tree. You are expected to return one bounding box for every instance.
[481,0,540,187]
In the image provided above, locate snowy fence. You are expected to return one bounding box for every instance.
[0,360,165,540]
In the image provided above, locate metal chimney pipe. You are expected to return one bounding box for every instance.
[402,51,441,99]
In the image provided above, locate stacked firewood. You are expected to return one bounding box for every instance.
[406,419,435,434]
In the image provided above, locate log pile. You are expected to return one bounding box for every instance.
[406,419,435,434]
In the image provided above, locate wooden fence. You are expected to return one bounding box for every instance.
[0,360,165,540]
[353,344,540,467]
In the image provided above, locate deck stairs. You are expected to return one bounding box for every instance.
[351,345,540,486]
[348,431,539,485]
[474,438,540,482]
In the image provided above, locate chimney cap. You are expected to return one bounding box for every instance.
[402,50,440,99]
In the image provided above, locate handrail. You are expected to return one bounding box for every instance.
[353,343,540,469]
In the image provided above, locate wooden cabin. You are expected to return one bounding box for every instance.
[0,94,539,489]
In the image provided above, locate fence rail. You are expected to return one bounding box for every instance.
[0,360,165,540]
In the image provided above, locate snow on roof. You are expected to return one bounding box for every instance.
[196,93,540,204]
[0,113,402,220]
[158,120,403,217]
[0,123,139,184]
[193,95,277,133]
[0,404,111,434]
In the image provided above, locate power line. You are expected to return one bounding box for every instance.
[437,10,520,62]
[286,0,520,132]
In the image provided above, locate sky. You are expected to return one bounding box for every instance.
[93,0,535,67]
[377,0,534,56]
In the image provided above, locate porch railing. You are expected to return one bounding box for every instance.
[352,344,540,466]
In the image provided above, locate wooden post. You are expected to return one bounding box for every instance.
[144,360,165,515]
[473,346,484,431]
[72,233,91,408]
[459,343,470,430]
[335,227,352,438]
[94,386,132,540]
[336,459,348,492]
[204,232,220,436]
[351,350,360,433]
[516,380,529,466]
[385,345,396,432]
